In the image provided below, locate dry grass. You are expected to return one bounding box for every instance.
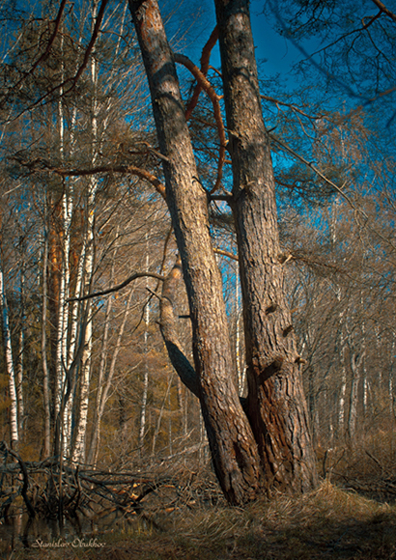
[8,480,396,560]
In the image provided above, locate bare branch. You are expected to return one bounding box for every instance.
[269,133,352,205]
[43,163,166,199]
[174,52,226,194]
[185,26,219,121]
[10,0,68,94]
[270,133,396,255]
[214,248,238,261]
[260,94,324,120]
[5,0,110,123]
[67,272,165,302]
[369,0,396,22]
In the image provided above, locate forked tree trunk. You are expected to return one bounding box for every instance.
[129,0,317,502]
[214,0,318,494]
[129,0,263,505]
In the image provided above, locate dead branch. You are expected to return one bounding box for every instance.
[43,162,167,200]
[185,26,219,121]
[0,441,36,518]
[67,271,165,302]
[174,52,226,194]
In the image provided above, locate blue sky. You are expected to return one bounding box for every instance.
[169,0,318,83]
[250,1,304,78]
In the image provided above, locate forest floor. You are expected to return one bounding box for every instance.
[6,478,396,560]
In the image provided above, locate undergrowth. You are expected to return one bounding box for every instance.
[7,479,396,560]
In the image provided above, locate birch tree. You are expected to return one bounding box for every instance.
[0,257,18,448]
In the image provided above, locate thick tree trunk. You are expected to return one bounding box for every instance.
[129,0,263,505]
[214,0,318,494]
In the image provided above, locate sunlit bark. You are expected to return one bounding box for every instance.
[214,0,318,494]
[129,0,263,505]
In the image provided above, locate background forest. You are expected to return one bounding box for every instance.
[0,0,395,488]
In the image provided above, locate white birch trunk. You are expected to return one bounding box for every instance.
[71,25,100,462]
[348,352,364,440]
[62,230,85,456]
[363,376,369,414]
[71,299,93,463]
[16,265,24,435]
[54,52,72,421]
[338,353,347,431]
[139,245,150,449]
[56,185,72,437]
[71,173,98,463]
[0,263,18,447]
[331,203,348,437]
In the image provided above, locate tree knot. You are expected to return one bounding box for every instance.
[282,325,294,337]
[265,303,278,315]
[259,357,284,384]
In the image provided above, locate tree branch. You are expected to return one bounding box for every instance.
[185,26,219,121]
[174,52,226,194]
[214,248,238,261]
[67,271,165,302]
[260,94,324,120]
[5,0,110,123]
[10,0,68,94]
[369,0,396,22]
[44,163,166,199]
[159,258,201,399]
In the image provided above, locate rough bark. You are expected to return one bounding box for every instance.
[214,0,318,494]
[129,0,262,505]
[159,258,200,399]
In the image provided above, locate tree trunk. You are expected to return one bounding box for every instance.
[214,0,318,494]
[348,352,363,440]
[129,0,263,505]
[16,262,25,437]
[71,26,100,462]
[48,200,62,421]
[0,258,19,448]
[139,237,151,450]
[41,225,51,458]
